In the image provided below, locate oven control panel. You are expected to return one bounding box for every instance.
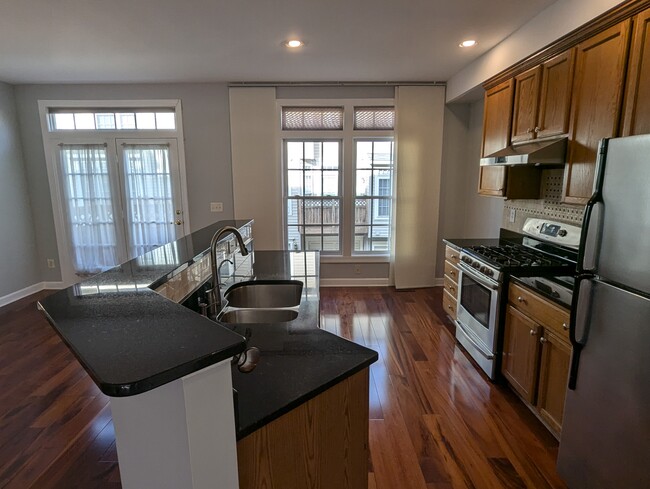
[522,218,581,248]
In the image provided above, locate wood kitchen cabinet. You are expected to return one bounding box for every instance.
[502,305,541,404]
[442,245,460,320]
[622,8,650,136]
[511,51,575,144]
[479,80,513,197]
[563,20,632,204]
[502,282,572,439]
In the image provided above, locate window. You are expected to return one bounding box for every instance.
[355,140,394,252]
[285,141,341,252]
[48,109,176,131]
[40,100,189,282]
[281,103,395,256]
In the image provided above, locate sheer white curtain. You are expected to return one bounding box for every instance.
[122,144,176,259]
[59,144,119,274]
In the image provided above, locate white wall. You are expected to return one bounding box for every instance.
[435,98,503,278]
[447,0,625,101]
[0,82,40,297]
[13,83,234,282]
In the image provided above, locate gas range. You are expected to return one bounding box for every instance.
[452,218,581,380]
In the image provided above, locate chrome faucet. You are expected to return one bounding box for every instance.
[207,226,249,318]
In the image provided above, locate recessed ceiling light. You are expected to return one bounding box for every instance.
[459,39,478,48]
[284,39,304,48]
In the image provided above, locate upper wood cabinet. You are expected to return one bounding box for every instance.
[511,50,575,144]
[511,66,542,143]
[537,49,576,139]
[563,20,632,205]
[622,9,650,136]
[482,79,514,157]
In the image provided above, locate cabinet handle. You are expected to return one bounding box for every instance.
[450,271,455,277]
[529,329,536,336]
[517,296,527,304]
[534,126,540,133]
[540,337,547,344]
[450,286,455,292]
[562,322,568,331]
[448,304,453,310]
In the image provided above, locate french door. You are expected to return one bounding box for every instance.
[57,138,185,277]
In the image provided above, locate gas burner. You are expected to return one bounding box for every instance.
[464,243,567,270]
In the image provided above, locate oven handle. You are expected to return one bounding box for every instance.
[458,262,499,290]
[454,320,495,359]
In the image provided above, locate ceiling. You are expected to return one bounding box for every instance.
[0,0,558,85]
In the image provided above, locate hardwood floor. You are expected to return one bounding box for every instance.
[0,287,566,488]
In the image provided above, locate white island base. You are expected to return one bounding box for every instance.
[110,359,239,489]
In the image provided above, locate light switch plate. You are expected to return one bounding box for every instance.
[210,202,224,213]
[509,208,516,223]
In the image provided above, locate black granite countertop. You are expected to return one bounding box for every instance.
[225,251,378,439]
[37,220,253,397]
[38,220,378,440]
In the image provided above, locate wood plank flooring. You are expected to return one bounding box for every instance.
[0,287,566,488]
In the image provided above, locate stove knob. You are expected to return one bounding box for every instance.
[558,229,568,237]
[487,269,494,276]
[479,266,486,273]
[473,262,480,269]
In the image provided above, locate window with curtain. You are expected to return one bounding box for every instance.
[121,144,177,258]
[59,144,120,273]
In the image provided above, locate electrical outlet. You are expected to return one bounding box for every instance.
[509,208,516,223]
[210,202,224,213]
[47,258,56,269]
[354,264,362,275]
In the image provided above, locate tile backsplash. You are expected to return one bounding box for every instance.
[502,168,585,231]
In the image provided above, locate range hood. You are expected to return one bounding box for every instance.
[480,138,567,166]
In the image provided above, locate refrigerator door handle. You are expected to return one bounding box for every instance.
[568,275,593,389]
[577,138,608,274]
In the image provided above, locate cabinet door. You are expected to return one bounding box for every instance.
[622,9,650,136]
[537,329,571,436]
[478,166,507,196]
[502,305,541,404]
[482,79,514,157]
[537,49,575,139]
[563,20,631,205]
[511,66,542,143]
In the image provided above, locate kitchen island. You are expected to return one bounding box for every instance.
[37,220,377,489]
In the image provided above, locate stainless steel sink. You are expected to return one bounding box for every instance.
[224,280,303,308]
[218,308,299,324]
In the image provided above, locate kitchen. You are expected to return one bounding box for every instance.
[1,0,649,488]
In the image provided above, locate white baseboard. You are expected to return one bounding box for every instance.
[319,278,392,287]
[433,277,445,287]
[0,281,66,308]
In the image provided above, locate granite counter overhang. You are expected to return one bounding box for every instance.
[37,220,378,440]
[37,220,253,397]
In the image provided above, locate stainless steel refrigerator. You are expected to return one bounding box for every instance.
[557,134,650,488]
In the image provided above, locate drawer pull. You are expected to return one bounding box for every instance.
[517,296,527,304]
[540,337,547,344]
[447,304,453,310]
[450,286,455,292]
[450,271,455,277]
[562,322,568,330]
[529,329,536,336]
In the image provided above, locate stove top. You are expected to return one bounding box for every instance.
[464,243,571,269]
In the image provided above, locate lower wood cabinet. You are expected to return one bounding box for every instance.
[442,245,460,320]
[237,369,369,489]
[502,283,572,439]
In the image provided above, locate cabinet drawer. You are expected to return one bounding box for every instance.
[444,276,459,299]
[442,289,457,319]
[509,283,570,341]
[445,246,461,266]
[444,260,459,281]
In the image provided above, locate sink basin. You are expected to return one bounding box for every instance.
[224,280,303,308]
[218,308,299,324]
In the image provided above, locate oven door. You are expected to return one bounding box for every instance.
[456,264,500,353]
